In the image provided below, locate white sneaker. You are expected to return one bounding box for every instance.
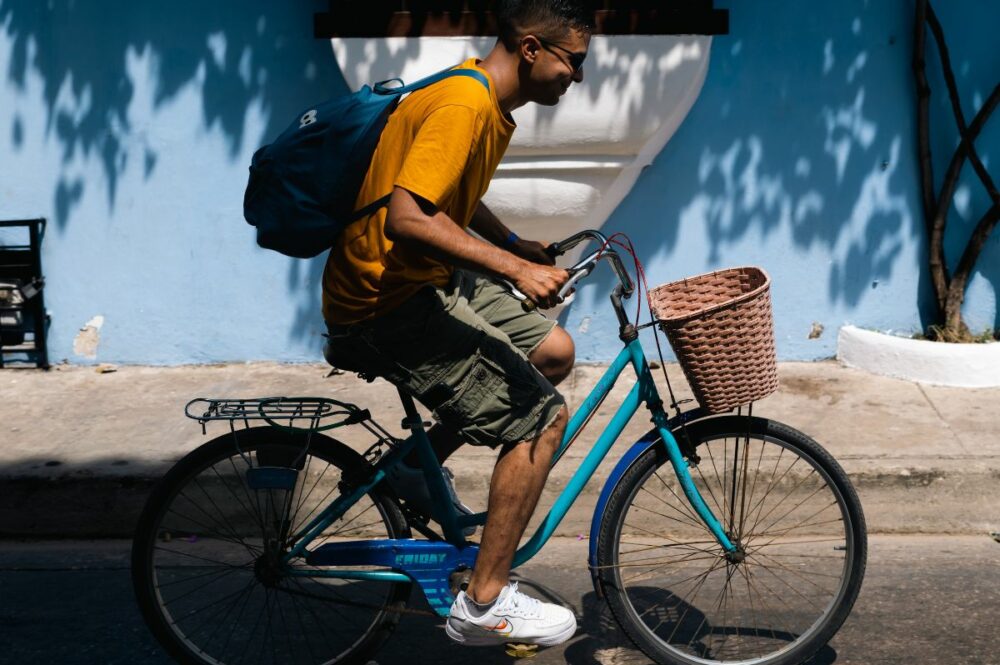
[386,463,476,536]
[445,582,577,647]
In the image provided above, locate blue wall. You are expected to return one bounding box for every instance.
[0,0,997,364]
[566,0,1000,361]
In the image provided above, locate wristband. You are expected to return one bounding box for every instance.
[504,231,519,248]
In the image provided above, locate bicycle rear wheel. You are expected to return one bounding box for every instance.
[596,416,866,665]
[131,427,411,665]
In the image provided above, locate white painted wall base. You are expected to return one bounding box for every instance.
[837,325,1000,388]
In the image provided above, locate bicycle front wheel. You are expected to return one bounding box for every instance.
[596,416,866,665]
[131,426,411,665]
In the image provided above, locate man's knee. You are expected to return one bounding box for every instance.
[535,404,568,453]
[529,327,575,385]
[499,404,567,460]
[549,404,569,433]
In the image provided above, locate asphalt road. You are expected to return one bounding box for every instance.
[0,536,997,665]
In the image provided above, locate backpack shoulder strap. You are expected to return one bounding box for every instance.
[375,67,490,96]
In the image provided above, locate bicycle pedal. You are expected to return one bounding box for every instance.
[504,643,539,659]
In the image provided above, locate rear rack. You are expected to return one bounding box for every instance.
[185,396,372,433]
[185,396,401,467]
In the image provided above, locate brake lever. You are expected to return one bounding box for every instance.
[558,265,592,300]
[503,263,591,312]
[505,243,600,311]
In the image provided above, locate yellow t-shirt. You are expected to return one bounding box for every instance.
[322,59,516,324]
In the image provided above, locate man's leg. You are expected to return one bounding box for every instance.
[463,405,569,604]
[528,326,575,387]
[405,325,575,468]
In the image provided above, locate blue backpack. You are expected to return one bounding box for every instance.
[243,67,490,258]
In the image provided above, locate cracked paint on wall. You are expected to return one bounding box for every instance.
[73,316,104,359]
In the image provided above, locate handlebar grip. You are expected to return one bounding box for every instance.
[545,241,564,259]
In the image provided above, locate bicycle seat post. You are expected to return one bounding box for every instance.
[397,387,423,429]
[397,387,438,466]
[396,388,468,542]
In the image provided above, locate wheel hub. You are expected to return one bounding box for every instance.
[254,554,284,587]
[724,547,747,564]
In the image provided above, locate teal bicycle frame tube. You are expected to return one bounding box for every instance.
[512,376,643,567]
[626,340,737,554]
[283,433,420,562]
[512,340,734,568]
[283,468,391,561]
[284,336,734,570]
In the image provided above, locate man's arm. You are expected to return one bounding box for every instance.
[385,187,568,309]
[469,201,555,266]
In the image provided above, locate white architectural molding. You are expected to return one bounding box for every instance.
[331,36,712,258]
[837,325,1000,388]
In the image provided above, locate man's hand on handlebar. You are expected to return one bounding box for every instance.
[512,262,570,309]
[500,229,634,310]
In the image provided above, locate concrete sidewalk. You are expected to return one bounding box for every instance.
[1,361,998,537]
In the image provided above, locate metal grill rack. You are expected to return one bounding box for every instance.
[0,218,49,368]
[185,396,400,465]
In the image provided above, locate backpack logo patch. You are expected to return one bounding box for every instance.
[299,109,318,128]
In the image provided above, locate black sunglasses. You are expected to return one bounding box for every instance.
[537,38,587,73]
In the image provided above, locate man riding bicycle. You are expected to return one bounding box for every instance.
[322,0,590,648]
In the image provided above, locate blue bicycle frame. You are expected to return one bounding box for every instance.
[280,332,737,615]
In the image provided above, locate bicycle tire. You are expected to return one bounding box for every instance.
[596,415,866,665]
[131,426,411,665]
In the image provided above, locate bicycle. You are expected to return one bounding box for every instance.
[131,230,867,665]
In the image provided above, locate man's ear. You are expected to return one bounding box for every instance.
[520,35,541,65]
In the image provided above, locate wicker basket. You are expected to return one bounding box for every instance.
[647,266,778,414]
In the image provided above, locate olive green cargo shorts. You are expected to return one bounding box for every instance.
[324,270,565,448]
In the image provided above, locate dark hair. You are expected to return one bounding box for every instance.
[496,0,592,51]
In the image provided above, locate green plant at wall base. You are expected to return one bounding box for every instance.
[912,327,999,343]
[913,0,1000,343]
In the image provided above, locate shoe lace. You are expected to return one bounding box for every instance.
[497,582,544,619]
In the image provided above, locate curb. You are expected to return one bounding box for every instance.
[3,461,997,538]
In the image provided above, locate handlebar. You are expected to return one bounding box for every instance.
[503,230,636,311]
[548,230,635,298]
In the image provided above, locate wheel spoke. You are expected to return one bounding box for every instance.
[227,455,268,534]
[749,512,843,542]
[746,466,817,537]
[137,434,406,665]
[752,480,829,540]
[185,573,259,659]
[741,561,798,641]
[630,500,710,533]
[618,539,720,555]
[160,563,248,607]
[164,506,262,554]
[209,461,263,537]
[746,553,826,611]
[154,545,255,570]
[621,520,719,555]
[176,484,259,560]
[215,574,260,659]
[612,551,721,575]
[743,449,797,533]
[661,557,725,642]
[326,502,380,539]
[649,471,707,527]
